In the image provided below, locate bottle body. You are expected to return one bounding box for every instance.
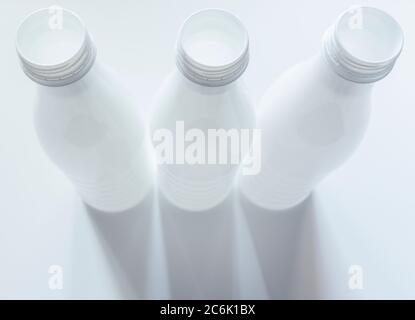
[34,62,153,212]
[151,71,254,211]
[238,6,403,210]
[239,54,373,210]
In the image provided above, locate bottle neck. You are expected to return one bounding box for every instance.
[35,60,109,99]
[175,46,249,88]
[315,52,374,96]
[321,7,403,84]
[175,9,250,88]
[174,68,240,95]
[18,32,96,87]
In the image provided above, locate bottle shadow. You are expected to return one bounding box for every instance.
[158,191,236,299]
[237,191,323,299]
[84,190,155,299]
[69,184,324,299]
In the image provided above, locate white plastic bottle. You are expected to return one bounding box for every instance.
[239,6,404,210]
[16,8,153,212]
[150,9,255,211]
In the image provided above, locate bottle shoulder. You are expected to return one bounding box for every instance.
[260,55,373,115]
[258,55,372,177]
[151,70,255,131]
[33,62,146,147]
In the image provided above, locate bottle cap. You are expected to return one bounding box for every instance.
[176,9,249,87]
[323,6,404,83]
[16,7,96,86]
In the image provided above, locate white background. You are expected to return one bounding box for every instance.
[0,0,414,299]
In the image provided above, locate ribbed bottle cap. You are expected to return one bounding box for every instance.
[16,8,96,87]
[176,9,249,87]
[323,6,403,83]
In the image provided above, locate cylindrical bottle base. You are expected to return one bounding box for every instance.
[158,165,235,212]
[239,170,312,211]
[70,166,152,213]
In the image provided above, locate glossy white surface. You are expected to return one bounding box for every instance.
[0,0,415,299]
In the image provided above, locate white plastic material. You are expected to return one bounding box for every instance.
[16,8,96,86]
[151,9,254,211]
[17,9,153,212]
[151,72,254,211]
[323,6,403,83]
[176,9,249,87]
[239,6,403,211]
